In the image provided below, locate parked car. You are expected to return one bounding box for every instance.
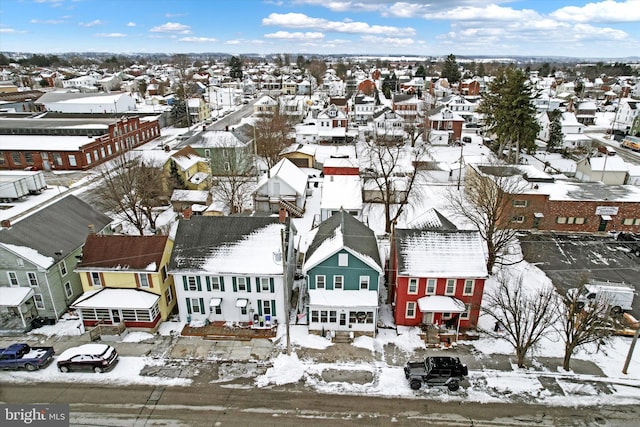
[404,356,468,391]
[0,343,55,371]
[462,136,472,143]
[617,232,640,257]
[57,344,119,373]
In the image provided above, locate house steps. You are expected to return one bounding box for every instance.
[279,199,304,218]
[332,331,353,344]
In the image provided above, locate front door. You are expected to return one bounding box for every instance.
[339,313,346,326]
[598,217,609,232]
[111,310,121,324]
[422,312,434,325]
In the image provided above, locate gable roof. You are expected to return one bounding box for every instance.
[0,195,112,269]
[169,216,284,275]
[170,145,207,171]
[304,210,381,272]
[406,208,459,230]
[256,158,308,196]
[77,234,168,271]
[394,229,487,278]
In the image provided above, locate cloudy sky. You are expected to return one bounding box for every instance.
[0,0,638,58]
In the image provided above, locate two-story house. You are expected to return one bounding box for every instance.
[169,216,295,328]
[317,104,348,144]
[425,106,465,143]
[254,158,308,216]
[303,210,383,339]
[164,145,211,191]
[372,107,405,142]
[73,234,176,331]
[0,195,112,332]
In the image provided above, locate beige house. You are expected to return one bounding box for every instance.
[575,156,629,185]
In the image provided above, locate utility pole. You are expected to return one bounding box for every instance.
[281,227,292,355]
[457,141,464,190]
[622,323,639,375]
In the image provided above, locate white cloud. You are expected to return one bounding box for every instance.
[127,22,136,27]
[360,34,416,47]
[550,0,640,23]
[262,12,415,36]
[0,27,27,34]
[29,18,66,24]
[293,0,385,13]
[179,36,218,43]
[149,22,191,34]
[421,4,541,22]
[79,20,102,27]
[264,31,325,40]
[95,33,126,38]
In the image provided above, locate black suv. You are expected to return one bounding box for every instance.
[617,232,640,257]
[404,356,468,391]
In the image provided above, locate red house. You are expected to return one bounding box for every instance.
[389,211,488,343]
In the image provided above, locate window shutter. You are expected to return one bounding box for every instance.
[257,300,263,316]
[270,277,274,293]
[183,276,188,291]
[205,276,211,292]
[134,273,140,288]
[232,277,237,292]
[220,276,225,292]
[196,276,202,291]
[199,298,205,314]
[148,274,153,288]
[246,278,251,293]
[186,298,192,314]
[271,300,276,317]
[255,277,261,293]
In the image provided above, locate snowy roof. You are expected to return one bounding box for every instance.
[0,287,34,306]
[417,295,466,313]
[0,134,100,151]
[171,189,210,203]
[394,229,488,278]
[280,143,316,157]
[320,175,362,211]
[190,129,252,149]
[170,146,207,171]
[406,208,458,230]
[308,289,378,308]
[587,156,629,172]
[526,179,640,202]
[304,210,381,272]
[72,288,159,309]
[0,195,112,269]
[169,216,285,275]
[76,234,167,271]
[324,157,359,169]
[256,158,308,196]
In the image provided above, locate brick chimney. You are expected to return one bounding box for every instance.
[88,224,95,234]
[1,219,10,229]
[278,206,287,223]
[183,206,193,220]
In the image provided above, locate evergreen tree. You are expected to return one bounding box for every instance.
[229,56,243,80]
[477,66,540,163]
[170,98,189,128]
[414,64,426,78]
[477,62,486,77]
[441,54,461,84]
[547,109,563,153]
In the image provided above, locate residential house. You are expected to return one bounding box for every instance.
[372,107,405,142]
[187,126,254,176]
[323,157,359,176]
[390,209,488,344]
[170,190,212,214]
[320,174,363,222]
[575,156,629,185]
[73,234,177,331]
[254,158,308,216]
[616,98,640,132]
[279,143,317,168]
[437,95,477,124]
[352,93,377,125]
[0,195,112,332]
[425,106,465,143]
[317,104,349,144]
[165,146,211,191]
[253,95,279,116]
[303,210,383,339]
[187,97,211,125]
[459,79,480,96]
[392,94,420,123]
[169,216,295,328]
[576,101,597,126]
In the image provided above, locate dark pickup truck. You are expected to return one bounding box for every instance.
[0,343,55,371]
[404,356,468,391]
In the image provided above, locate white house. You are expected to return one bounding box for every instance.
[254,158,308,216]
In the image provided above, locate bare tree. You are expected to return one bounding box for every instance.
[136,159,172,232]
[94,151,168,235]
[556,275,614,371]
[447,165,529,273]
[250,107,294,174]
[481,272,559,368]
[359,139,426,233]
[209,139,256,214]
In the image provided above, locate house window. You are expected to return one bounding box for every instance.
[12,152,22,165]
[445,279,456,295]
[463,279,474,296]
[329,310,337,323]
[211,276,221,291]
[64,282,73,298]
[513,200,528,207]
[214,305,222,315]
[556,216,567,224]
[68,155,77,167]
[90,272,102,287]
[338,253,348,266]
[54,153,63,166]
[204,149,211,157]
[191,298,201,313]
[27,272,39,287]
[320,310,328,322]
[316,275,325,289]
[237,277,248,292]
[187,276,197,291]
[138,273,150,288]
[408,278,418,294]
[16,258,24,267]
[443,312,452,319]
[165,287,173,304]
[512,216,525,223]
[33,294,45,310]
[59,260,68,276]
[260,277,270,292]
[8,272,19,286]
[406,301,416,318]
[85,153,92,164]
[311,310,319,323]
[262,300,272,316]
[461,304,470,320]
[224,162,230,171]
[334,275,343,289]
[426,279,436,295]
[359,276,369,290]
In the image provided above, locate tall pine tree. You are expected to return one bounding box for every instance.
[441,54,461,84]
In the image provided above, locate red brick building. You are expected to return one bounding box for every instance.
[0,115,161,171]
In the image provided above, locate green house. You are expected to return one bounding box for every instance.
[303,210,383,339]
